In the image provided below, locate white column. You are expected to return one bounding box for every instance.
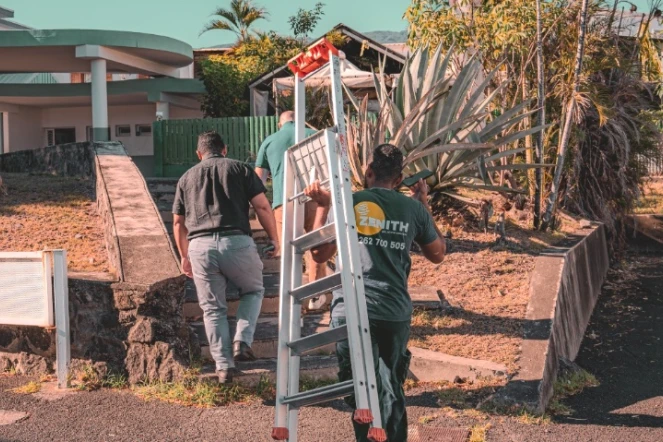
[90,59,109,141]
[156,101,170,121]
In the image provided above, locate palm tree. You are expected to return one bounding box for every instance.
[201,0,268,43]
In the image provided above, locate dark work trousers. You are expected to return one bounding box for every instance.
[330,316,412,442]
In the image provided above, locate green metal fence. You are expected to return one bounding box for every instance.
[153,116,278,177]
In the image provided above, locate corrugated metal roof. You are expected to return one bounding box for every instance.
[0,73,58,84]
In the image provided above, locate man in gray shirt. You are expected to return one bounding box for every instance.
[172,131,279,383]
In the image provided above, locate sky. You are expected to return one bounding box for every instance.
[1,0,412,49]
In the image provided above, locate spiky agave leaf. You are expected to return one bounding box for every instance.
[344,44,551,200]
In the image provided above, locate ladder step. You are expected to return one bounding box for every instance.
[290,272,342,302]
[292,223,336,253]
[287,325,347,356]
[281,380,354,408]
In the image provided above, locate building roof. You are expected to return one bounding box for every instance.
[0,6,13,19]
[0,29,194,75]
[248,23,406,90]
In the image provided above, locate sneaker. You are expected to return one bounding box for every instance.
[233,341,256,361]
[217,367,239,384]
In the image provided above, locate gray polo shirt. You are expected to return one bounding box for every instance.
[172,154,266,240]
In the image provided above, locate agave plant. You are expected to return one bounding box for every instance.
[344,45,551,200]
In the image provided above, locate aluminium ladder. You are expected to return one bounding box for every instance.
[271,39,386,442]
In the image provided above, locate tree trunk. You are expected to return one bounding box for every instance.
[522,77,535,200]
[534,0,545,229]
[541,0,589,230]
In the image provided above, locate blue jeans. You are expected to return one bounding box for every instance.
[188,234,265,371]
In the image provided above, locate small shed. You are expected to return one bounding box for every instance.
[248,24,406,116]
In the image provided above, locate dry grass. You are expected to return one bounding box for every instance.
[0,173,109,272]
[635,178,663,214]
[409,190,580,372]
[469,423,491,442]
[9,381,41,394]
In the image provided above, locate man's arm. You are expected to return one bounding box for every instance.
[254,141,270,186]
[305,181,337,263]
[250,193,281,257]
[411,180,446,264]
[173,214,193,278]
[254,167,269,186]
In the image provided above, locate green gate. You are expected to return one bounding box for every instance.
[153,116,278,177]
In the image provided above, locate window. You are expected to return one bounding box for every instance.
[45,128,76,146]
[136,124,152,136]
[115,125,131,137]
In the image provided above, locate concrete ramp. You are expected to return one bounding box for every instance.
[95,145,180,285]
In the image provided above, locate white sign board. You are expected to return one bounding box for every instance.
[0,252,54,327]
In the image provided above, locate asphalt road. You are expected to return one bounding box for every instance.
[1,240,662,442]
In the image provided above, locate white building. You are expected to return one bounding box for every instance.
[0,6,205,176]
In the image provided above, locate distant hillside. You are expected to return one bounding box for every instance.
[364,30,408,44]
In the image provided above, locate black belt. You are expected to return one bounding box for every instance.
[203,229,248,238]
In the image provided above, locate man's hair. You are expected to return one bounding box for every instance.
[279,110,295,126]
[369,144,404,183]
[197,131,226,156]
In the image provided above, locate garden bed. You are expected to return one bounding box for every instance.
[0,173,109,273]
[408,190,582,373]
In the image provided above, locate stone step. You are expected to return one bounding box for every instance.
[198,355,338,387]
[184,280,439,321]
[193,313,335,360]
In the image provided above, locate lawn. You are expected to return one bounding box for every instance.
[0,173,109,273]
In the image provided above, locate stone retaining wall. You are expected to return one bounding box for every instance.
[498,225,610,413]
[0,142,95,177]
[0,142,193,384]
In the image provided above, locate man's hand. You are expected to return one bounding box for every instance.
[305,181,332,207]
[181,256,193,278]
[410,179,429,206]
[266,239,281,258]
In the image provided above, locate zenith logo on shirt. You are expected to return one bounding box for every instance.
[355,202,409,236]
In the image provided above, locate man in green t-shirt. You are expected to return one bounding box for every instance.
[255,111,327,308]
[304,144,446,442]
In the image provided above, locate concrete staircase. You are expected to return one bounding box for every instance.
[146,178,338,382]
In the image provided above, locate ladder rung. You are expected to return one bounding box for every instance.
[288,179,331,203]
[281,380,354,408]
[287,325,348,356]
[292,223,336,253]
[290,273,342,302]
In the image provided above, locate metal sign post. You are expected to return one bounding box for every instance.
[0,250,70,389]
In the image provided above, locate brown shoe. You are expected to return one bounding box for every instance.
[233,341,256,361]
[217,368,239,384]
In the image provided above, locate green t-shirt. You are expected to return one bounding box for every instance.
[255,122,315,209]
[331,187,439,322]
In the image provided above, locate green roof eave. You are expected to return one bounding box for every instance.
[0,78,206,98]
[0,29,193,63]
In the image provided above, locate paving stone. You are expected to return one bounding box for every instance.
[0,410,29,426]
[198,355,338,387]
